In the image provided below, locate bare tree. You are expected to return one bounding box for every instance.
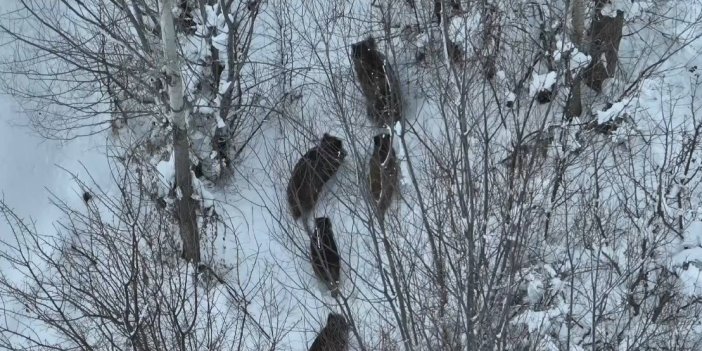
[0,154,282,350]
[161,0,199,262]
[260,0,702,350]
[0,0,274,261]
[4,0,702,349]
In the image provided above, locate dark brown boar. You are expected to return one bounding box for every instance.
[308,313,350,351]
[310,217,342,297]
[351,37,403,128]
[287,134,347,220]
[369,133,399,222]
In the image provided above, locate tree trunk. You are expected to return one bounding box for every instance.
[161,0,201,263]
[481,4,501,80]
[566,0,585,119]
[582,0,624,93]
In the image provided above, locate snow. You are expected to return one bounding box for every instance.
[448,10,481,46]
[216,116,226,128]
[526,275,545,304]
[505,90,516,104]
[394,121,411,186]
[666,221,702,297]
[4,0,702,349]
[205,5,219,28]
[0,96,112,239]
[0,95,113,346]
[596,97,633,124]
[684,221,702,247]
[626,1,654,20]
[601,0,630,18]
[553,37,591,70]
[512,309,558,334]
[194,103,215,115]
[529,71,557,97]
[679,265,702,296]
[212,31,228,53]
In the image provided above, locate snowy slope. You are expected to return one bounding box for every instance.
[4,0,702,349]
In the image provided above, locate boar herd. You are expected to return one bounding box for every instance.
[286,35,403,350]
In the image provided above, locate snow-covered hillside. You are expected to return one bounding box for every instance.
[3,0,702,350]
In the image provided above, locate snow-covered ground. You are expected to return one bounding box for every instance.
[4,0,702,349]
[0,1,107,235]
[0,96,108,256]
[0,0,115,240]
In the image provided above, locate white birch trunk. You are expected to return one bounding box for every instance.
[160,0,200,262]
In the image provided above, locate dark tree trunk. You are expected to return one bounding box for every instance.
[174,126,201,263]
[566,80,583,119]
[434,0,461,25]
[582,0,624,93]
[566,0,585,120]
[481,4,501,79]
